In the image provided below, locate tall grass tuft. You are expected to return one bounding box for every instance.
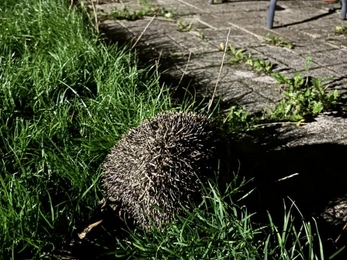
[113,174,262,260]
[263,200,325,260]
[112,173,333,260]
[0,0,174,258]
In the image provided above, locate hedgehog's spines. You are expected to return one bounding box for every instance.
[102,112,226,229]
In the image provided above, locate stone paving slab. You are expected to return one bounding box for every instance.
[95,0,347,137]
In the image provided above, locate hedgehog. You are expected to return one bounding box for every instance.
[101,112,227,229]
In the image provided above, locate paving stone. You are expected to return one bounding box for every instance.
[240,26,277,39]
[290,39,337,54]
[266,27,305,43]
[282,114,347,146]
[175,51,225,70]
[227,14,269,27]
[215,79,277,112]
[325,63,347,75]
[309,48,347,66]
[217,80,255,102]
[156,3,200,16]
[227,34,263,48]
[97,0,347,125]
[325,35,347,48]
[253,45,315,71]
[303,66,339,78]
[197,13,239,29]
[201,29,259,50]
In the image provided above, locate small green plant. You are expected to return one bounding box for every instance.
[270,57,338,121]
[197,29,206,39]
[226,44,274,74]
[222,105,255,131]
[164,10,174,19]
[263,33,294,49]
[224,47,338,121]
[246,58,274,74]
[109,5,171,20]
[226,44,249,63]
[169,51,184,57]
[177,19,193,32]
[334,24,347,34]
[110,5,142,20]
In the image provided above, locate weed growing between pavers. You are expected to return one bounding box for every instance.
[334,24,347,34]
[247,59,274,74]
[222,106,257,132]
[197,29,206,39]
[263,33,295,49]
[270,57,338,122]
[271,72,338,121]
[102,1,193,33]
[177,19,193,32]
[225,44,274,74]
[223,45,339,123]
[106,3,174,21]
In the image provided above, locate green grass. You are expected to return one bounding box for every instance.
[0,0,344,259]
[264,201,324,260]
[0,0,175,258]
[113,175,262,259]
[108,174,327,260]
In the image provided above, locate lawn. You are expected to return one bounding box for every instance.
[0,0,340,259]
[0,0,174,258]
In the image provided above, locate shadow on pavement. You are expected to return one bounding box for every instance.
[232,127,347,258]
